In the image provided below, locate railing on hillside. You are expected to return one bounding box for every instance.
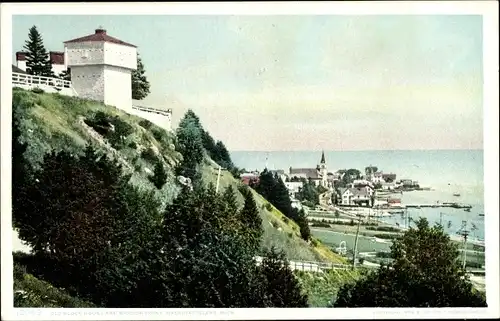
[12,72,72,90]
[132,105,172,116]
[254,256,358,273]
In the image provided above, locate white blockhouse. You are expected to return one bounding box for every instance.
[64,28,137,112]
[13,27,173,132]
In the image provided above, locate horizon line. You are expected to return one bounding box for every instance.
[229,148,485,153]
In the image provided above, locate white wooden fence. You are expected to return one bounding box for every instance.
[12,72,72,90]
[254,256,355,273]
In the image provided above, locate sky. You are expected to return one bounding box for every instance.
[12,15,484,151]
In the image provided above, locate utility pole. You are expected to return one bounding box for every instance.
[352,214,362,269]
[458,220,470,270]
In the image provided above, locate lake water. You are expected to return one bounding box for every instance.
[230,149,485,240]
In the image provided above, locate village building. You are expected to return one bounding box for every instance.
[371,171,385,183]
[338,186,374,207]
[240,172,260,186]
[288,151,330,188]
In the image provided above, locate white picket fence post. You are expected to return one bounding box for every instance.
[12,72,72,90]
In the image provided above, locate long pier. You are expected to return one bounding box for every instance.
[405,203,472,209]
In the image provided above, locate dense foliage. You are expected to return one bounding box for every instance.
[131,53,151,100]
[175,109,240,183]
[13,111,308,307]
[333,218,487,307]
[294,177,320,206]
[149,158,168,189]
[23,25,53,77]
[253,169,311,241]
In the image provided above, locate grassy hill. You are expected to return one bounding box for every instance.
[14,87,345,264]
[13,87,182,207]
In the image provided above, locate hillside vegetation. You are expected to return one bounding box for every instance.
[13,87,182,206]
[201,158,345,263]
[14,87,344,264]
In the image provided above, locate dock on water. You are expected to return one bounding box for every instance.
[405,202,472,209]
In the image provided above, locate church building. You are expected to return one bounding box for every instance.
[289,151,330,188]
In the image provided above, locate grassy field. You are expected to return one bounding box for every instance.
[294,269,362,307]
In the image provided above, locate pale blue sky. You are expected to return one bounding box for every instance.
[12,15,483,151]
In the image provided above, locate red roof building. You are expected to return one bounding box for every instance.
[64,28,136,48]
[16,51,26,61]
[49,51,65,65]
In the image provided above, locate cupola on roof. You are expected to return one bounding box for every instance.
[64,27,137,48]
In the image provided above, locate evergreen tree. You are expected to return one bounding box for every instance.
[270,174,294,218]
[222,185,238,213]
[259,247,309,307]
[175,111,204,181]
[131,53,150,100]
[334,218,486,307]
[23,26,53,77]
[295,209,311,241]
[214,140,234,169]
[202,130,217,159]
[149,158,168,189]
[238,187,263,251]
[58,68,71,81]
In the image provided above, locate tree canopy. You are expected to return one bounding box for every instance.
[23,26,53,77]
[131,53,151,100]
[333,217,486,307]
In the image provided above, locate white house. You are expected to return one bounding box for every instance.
[381,182,396,190]
[372,172,385,184]
[339,187,373,207]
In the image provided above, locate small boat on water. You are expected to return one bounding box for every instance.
[464,208,471,212]
[453,192,461,197]
[478,213,484,217]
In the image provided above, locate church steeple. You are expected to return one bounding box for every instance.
[320,150,326,164]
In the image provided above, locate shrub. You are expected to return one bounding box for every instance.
[311,239,319,247]
[265,202,273,212]
[311,222,331,228]
[141,147,157,163]
[151,128,163,142]
[128,141,138,149]
[271,220,280,229]
[31,87,44,94]
[366,226,401,232]
[84,112,133,149]
[138,119,153,130]
[302,200,315,208]
[282,216,290,224]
